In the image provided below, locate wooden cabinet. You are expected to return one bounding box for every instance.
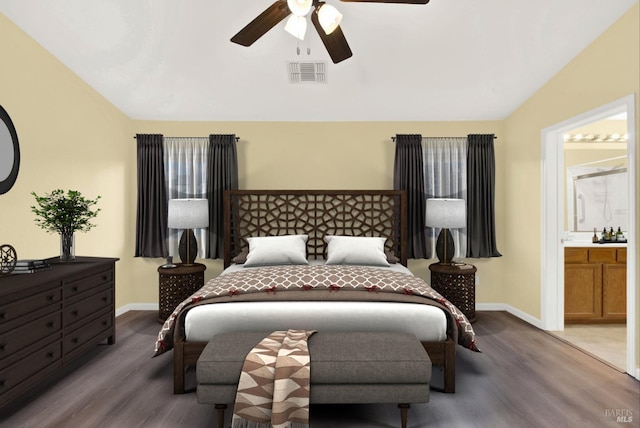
[0,257,117,408]
[564,247,626,323]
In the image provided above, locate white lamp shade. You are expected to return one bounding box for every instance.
[287,0,312,16]
[425,198,466,229]
[317,4,342,35]
[285,15,307,40]
[167,199,209,229]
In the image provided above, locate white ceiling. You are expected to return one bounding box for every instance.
[1,0,637,121]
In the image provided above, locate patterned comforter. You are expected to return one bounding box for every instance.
[154,264,480,356]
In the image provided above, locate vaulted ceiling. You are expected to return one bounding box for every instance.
[1,0,637,121]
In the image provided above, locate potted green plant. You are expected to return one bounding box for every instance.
[31,189,101,261]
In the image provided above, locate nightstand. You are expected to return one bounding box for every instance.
[158,263,206,322]
[428,263,477,323]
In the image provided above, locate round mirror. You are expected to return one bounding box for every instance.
[0,105,20,195]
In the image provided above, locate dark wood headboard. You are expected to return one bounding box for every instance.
[223,190,407,268]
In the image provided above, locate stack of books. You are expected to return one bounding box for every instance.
[12,259,51,274]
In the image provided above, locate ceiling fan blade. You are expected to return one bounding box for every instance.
[231,1,291,46]
[310,12,353,64]
[340,0,430,4]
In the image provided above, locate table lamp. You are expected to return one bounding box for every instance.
[167,198,209,265]
[425,198,466,264]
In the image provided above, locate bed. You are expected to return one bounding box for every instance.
[155,190,479,394]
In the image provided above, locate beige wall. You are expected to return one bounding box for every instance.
[133,120,506,301]
[502,3,639,316]
[0,13,136,307]
[0,2,637,372]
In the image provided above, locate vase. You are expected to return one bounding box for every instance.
[60,232,75,261]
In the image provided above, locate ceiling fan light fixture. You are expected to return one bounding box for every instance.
[317,4,342,35]
[287,0,313,16]
[285,15,308,40]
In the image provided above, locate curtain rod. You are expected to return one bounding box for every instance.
[390,135,497,142]
[133,136,240,141]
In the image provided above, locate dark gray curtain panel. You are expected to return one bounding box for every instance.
[393,134,427,259]
[467,134,502,257]
[135,134,168,257]
[207,134,238,258]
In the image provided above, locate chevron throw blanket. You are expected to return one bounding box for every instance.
[232,330,317,428]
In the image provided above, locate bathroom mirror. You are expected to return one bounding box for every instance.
[0,105,20,195]
[564,114,628,233]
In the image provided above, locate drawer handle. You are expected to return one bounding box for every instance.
[71,310,79,316]
[71,338,79,344]
[0,313,4,320]
[102,297,108,302]
[46,295,55,302]
[102,275,108,280]
[102,320,108,326]
[0,380,4,388]
[46,352,55,358]
[72,286,79,292]
[0,344,5,351]
[47,321,55,328]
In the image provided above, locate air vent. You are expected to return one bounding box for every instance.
[287,61,327,84]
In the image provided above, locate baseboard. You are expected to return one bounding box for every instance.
[115,303,158,317]
[476,303,544,329]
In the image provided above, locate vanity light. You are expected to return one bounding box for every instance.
[564,133,628,143]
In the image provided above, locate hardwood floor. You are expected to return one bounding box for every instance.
[0,311,638,428]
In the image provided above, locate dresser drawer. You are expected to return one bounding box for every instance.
[63,269,113,300]
[0,288,62,326]
[0,312,62,363]
[64,311,113,358]
[0,341,62,399]
[64,268,113,301]
[63,285,113,327]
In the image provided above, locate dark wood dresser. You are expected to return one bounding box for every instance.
[0,256,118,408]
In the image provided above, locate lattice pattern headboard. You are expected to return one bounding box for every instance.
[223,190,407,268]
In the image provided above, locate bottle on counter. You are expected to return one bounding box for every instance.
[610,227,615,241]
[616,227,623,241]
[592,228,599,243]
[602,227,608,241]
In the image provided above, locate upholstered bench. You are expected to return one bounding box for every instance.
[196,331,432,428]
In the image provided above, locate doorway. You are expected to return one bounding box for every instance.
[540,94,638,378]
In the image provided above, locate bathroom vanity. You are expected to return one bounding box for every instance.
[564,243,627,323]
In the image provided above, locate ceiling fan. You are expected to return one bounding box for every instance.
[230,0,431,64]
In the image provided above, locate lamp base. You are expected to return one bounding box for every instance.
[435,228,455,265]
[178,229,198,265]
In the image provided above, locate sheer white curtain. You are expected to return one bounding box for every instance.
[422,137,468,259]
[164,137,209,259]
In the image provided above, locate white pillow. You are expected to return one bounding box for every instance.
[244,235,309,267]
[324,236,390,267]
